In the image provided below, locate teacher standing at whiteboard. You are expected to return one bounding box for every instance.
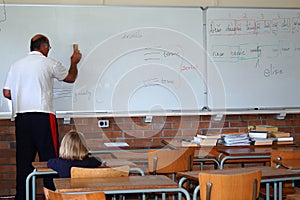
[2,34,82,200]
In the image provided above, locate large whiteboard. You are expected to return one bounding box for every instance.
[2,5,300,117]
[0,4,206,116]
[206,7,300,110]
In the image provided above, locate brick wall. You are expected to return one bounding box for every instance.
[0,113,300,196]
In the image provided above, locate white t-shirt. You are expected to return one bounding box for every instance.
[3,51,68,119]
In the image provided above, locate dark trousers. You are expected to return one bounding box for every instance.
[15,112,59,200]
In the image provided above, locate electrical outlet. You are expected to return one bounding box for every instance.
[98,120,109,128]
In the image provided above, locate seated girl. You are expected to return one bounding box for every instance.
[47,130,102,178]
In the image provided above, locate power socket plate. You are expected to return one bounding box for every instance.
[98,120,109,128]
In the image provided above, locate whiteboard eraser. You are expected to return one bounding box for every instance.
[73,44,78,52]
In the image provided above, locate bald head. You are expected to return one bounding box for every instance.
[30,34,49,51]
[31,34,45,42]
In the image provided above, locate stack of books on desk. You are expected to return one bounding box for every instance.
[193,133,221,146]
[248,130,268,139]
[255,125,278,132]
[268,131,291,138]
[251,138,274,145]
[268,131,294,144]
[220,133,251,146]
[248,129,273,145]
[251,125,294,145]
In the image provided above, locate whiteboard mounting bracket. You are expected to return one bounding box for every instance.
[276,112,286,120]
[144,115,153,123]
[213,114,223,121]
[63,117,71,124]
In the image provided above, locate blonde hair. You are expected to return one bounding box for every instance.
[59,130,89,160]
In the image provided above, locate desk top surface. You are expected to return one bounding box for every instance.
[54,175,177,193]
[162,139,298,150]
[111,151,148,161]
[32,159,137,172]
[32,162,52,172]
[102,159,137,167]
[177,166,300,181]
[89,143,165,152]
[111,149,217,161]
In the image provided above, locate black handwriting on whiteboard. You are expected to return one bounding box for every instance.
[264,64,284,77]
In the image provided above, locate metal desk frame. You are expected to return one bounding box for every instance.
[194,157,220,170]
[25,169,58,200]
[218,153,270,169]
[63,187,191,200]
[25,167,144,200]
[54,175,191,200]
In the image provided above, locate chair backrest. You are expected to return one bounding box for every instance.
[43,187,106,200]
[198,169,262,200]
[270,149,300,168]
[71,165,130,178]
[148,148,195,174]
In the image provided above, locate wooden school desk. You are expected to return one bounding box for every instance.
[162,139,298,169]
[89,141,166,154]
[110,149,220,171]
[26,159,143,200]
[177,166,300,200]
[161,139,220,169]
[53,175,191,200]
[217,145,299,169]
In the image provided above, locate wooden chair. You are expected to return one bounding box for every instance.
[148,148,194,200]
[70,166,130,200]
[266,149,300,198]
[148,148,195,180]
[70,165,130,178]
[43,187,106,200]
[198,169,262,200]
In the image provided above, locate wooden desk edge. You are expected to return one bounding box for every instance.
[32,162,54,172]
[54,175,178,193]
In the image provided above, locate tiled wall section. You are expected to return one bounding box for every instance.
[1,113,300,195]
